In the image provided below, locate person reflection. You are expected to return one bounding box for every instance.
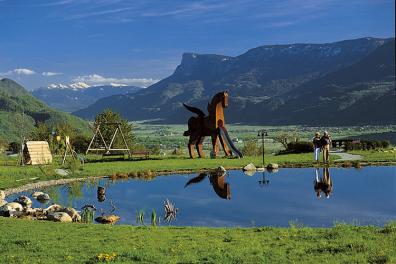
[314,167,333,198]
[184,170,231,200]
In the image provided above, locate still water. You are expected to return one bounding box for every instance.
[9,166,396,227]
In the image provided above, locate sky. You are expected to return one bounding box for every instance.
[0,0,394,90]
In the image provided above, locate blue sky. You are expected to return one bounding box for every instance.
[0,0,394,90]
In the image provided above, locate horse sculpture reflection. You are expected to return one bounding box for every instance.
[184,170,231,200]
[183,91,231,158]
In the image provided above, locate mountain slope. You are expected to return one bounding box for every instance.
[32,85,142,112]
[0,78,90,142]
[272,39,396,125]
[73,37,394,125]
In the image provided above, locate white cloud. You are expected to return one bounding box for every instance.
[42,71,63,76]
[72,74,159,88]
[1,68,36,75]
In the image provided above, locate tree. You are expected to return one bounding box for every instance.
[273,132,300,150]
[32,122,50,141]
[93,109,135,149]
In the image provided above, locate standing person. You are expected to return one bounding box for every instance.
[312,132,322,162]
[321,131,331,163]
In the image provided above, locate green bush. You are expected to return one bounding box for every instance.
[281,141,314,154]
[73,135,91,154]
[242,140,259,156]
[344,140,390,151]
[8,141,21,153]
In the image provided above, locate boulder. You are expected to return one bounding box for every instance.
[0,190,5,200]
[36,193,50,202]
[95,215,120,224]
[0,199,7,207]
[55,169,69,177]
[0,202,23,214]
[266,163,279,170]
[47,212,72,222]
[32,191,44,198]
[44,204,63,213]
[217,166,226,173]
[243,163,256,171]
[59,207,81,222]
[13,196,32,207]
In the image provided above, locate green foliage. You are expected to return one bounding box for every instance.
[0,137,8,153]
[8,141,21,153]
[73,135,91,154]
[284,141,314,154]
[81,208,95,223]
[32,122,51,141]
[94,109,135,149]
[345,140,391,151]
[151,209,158,227]
[0,78,90,142]
[242,140,259,156]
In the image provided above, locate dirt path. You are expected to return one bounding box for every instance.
[330,149,362,161]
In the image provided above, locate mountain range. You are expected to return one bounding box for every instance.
[0,78,90,142]
[32,84,142,112]
[72,37,395,125]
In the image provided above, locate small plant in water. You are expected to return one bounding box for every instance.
[151,209,157,227]
[136,209,145,225]
[81,204,96,223]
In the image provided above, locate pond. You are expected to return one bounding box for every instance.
[7,166,396,227]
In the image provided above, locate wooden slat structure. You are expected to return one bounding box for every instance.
[23,141,53,165]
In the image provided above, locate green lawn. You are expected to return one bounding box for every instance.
[0,218,395,264]
[348,149,396,162]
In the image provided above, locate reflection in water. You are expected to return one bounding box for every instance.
[185,170,231,200]
[97,186,106,202]
[314,167,333,198]
[258,172,269,188]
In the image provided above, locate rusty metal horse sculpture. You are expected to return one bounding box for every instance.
[183,91,232,159]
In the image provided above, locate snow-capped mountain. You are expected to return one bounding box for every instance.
[32,84,142,112]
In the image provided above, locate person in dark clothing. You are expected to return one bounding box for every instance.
[312,132,322,162]
[320,131,331,163]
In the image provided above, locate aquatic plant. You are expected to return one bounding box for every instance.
[81,204,96,223]
[164,199,178,223]
[136,209,145,225]
[151,209,157,227]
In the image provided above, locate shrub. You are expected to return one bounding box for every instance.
[285,141,314,154]
[344,140,391,151]
[242,140,259,156]
[73,135,91,154]
[8,142,21,153]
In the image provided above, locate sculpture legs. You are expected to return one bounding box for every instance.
[196,136,205,158]
[211,134,219,157]
[219,134,231,157]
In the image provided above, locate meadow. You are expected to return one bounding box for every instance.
[0,217,395,263]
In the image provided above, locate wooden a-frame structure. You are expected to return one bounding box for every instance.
[86,122,131,157]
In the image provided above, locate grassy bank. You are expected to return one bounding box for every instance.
[349,150,396,162]
[0,153,338,190]
[0,218,395,264]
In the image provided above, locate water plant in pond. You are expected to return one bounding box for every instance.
[151,209,157,227]
[81,204,96,223]
[136,209,145,225]
[164,199,178,223]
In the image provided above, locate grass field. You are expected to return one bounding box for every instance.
[0,218,395,264]
[349,149,396,162]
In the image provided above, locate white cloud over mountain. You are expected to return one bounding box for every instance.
[42,71,63,76]
[2,68,36,75]
[72,74,158,87]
